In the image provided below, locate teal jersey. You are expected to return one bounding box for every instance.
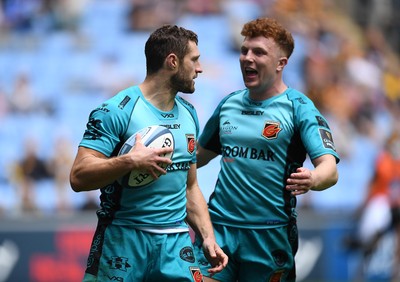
[200,88,340,229]
[79,85,199,229]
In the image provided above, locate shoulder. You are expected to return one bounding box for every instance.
[176,95,196,112]
[215,89,246,110]
[285,88,322,118]
[110,86,141,109]
[176,95,199,122]
[285,88,314,106]
[94,86,140,113]
[223,89,245,102]
[87,87,142,134]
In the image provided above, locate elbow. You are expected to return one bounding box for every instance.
[69,171,85,192]
[330,165,339,186]
[332,170,339,186]
[324,170,339,190]
[314,169,339,191]
[69,178,81,193]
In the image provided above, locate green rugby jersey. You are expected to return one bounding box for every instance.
[200,88,340,229]
[79,85,199,230]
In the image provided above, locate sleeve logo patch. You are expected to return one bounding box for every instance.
[186,134,196,154]
[315,116,330,129]
[262,121,282,140]
[319,128,336,151]
[118,96,131,109]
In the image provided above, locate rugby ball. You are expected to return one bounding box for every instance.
[118,125,174,188]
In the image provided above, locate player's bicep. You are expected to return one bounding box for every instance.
[71,147,108,178]
[311,154,336,167]
[75,146,108,163]
[70,147,108,191]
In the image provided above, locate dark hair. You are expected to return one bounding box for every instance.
[145,25,198,74]
[241,18,294,59]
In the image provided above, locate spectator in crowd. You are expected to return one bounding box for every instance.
[8,72,36,115]
[126,0,184,32]
[7,72,55,116]
[345,129,400,281]
[11,137,52,213]
[47,135,76,213]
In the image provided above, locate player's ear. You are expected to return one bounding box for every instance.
[166,53,178,70]
[277,57,288,72]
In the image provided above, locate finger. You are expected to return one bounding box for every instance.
[207,247,217,259]
[287,182,310,190]
[156,146,174,157]
[208,251,228,271]
[215,248,228,267]
[296,167,307,173]
[292,191,306,196]
[287,176,310,185]
[147,170,160,179]
[290,188,309,196]
[149,161,171,178]
[286,184,297,190]
[289,173,308,180]
[135,133,142,143]
[154,166,167,176]
[207,263,224,274]
[156,155,173,167]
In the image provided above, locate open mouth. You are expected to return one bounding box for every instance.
[244,67,258,78]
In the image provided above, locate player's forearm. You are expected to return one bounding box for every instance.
[186,186,216,242]
[311,155,338,191]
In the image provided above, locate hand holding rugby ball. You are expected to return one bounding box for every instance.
[118,125,174,188]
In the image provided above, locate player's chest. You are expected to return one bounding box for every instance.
[127,109,196,158]
[218,106,294,148]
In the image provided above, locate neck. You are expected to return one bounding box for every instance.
[139,76,176,111]
[248,83,288,101]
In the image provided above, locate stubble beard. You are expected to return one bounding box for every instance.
[171,69,195,94]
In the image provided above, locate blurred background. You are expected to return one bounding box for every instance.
[0,0,399,281]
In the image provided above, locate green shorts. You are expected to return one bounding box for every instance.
[193,223,297,282]
[83,224,203,282]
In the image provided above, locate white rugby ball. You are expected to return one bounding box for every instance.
[118,125,174,188]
